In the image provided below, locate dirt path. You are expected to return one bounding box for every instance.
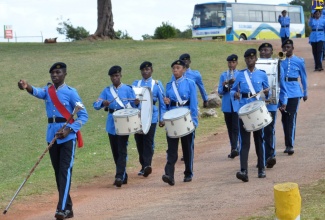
[2,38,325,220]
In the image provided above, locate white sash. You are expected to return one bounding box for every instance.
[172,81,187,105]
[244,70,260,100]
[137,79,155,91]
[110,85,125,108]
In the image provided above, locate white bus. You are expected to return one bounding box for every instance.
[191,1,305,41]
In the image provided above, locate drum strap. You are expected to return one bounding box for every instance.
[137,78,155,92]
[244,71,260,100]
[110,85,126,109]
[172,81,187,105]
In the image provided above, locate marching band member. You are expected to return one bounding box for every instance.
[231,49,269,182]
[308,9,325,71]
[278,10,291,44]
[217,54,240,159]
[132,61,166,177]
[280,39,308,155]
[18,62,88,219]
[93,65,139,187]
[258,43,288,168]
[162,60,198,186]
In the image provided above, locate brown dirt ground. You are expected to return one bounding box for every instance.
[2,38,325,220]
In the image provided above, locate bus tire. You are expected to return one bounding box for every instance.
[239,34,247,41]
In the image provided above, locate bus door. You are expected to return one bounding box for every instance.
[226,8,233,41]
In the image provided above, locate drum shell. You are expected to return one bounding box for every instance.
[132,86,153,134]
[163,108,195,138]
[238,100,273,132]
[113,108,141,135]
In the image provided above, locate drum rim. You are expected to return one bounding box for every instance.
[112,108,140,117]
[238,100,265,115]
[133,86,153,134]
[163,107,190,121]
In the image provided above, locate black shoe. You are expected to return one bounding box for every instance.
[287,147,294,155]
[283,147,289,153]
[258,169,266,178]
[183,176,192,182]
[236,170,248,182]
[123,177,128,184]
[55,210,74,220]
[266,157,276,168]
[181,156,184,161]
[143,166,152,177]
[138,169,144,176]
[228,149,239,159]
[162,174,175,186]
[115,178,123,187]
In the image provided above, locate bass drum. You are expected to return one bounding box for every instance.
[255,58,280,104]
[132,86,153,134]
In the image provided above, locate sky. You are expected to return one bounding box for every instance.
[0,0,290,42]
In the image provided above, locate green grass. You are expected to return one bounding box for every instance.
[1,39,324,219]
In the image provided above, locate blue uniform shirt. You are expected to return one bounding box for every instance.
[280,55,308,98]
[93,83,137,135]
[218,69,240,112]
[172,68,208,101]
[231,68,269,108]
[31,83,88,144]
[165,76,198,127]
[132,77,166,123]
[278,16,290,37]
[308,17,325,42]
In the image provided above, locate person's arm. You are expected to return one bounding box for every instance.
[299,59,308,101]
[93,88,108,110]
[195,71,209,102]
[157,81,166,127]
[189,81,198,127]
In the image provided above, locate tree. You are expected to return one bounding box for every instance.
[57,18,89,41]
[289,0,312,11]
[153,22,177,39]
[115,30,133,39]
[92,0,116,39]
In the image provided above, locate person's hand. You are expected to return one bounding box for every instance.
[163,97,170,105]
[234,92,240,100]
[263,89,269,97]
[279,104,286,112]
[102,100,110,106]
[18,79,28,90]
[134,98,140,105]
[56,127,71,139]
[303,96,308,102]
[203,100,208,108]
[228,79,235,85]
[159,121,165,127]
[278,15,281,18]
[222,81,228,86]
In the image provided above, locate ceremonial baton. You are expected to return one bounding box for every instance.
[3,102,84,215]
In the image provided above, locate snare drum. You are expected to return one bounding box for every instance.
[163,108,195,138]
[238,100,272,132]
[132,86,153,134]
[113,108,141,135]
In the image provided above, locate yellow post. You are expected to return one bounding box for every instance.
[274,182,301,220]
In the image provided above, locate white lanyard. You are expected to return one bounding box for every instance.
[172,81,187,105]
[110,85,125,108]
[244,70,260,100]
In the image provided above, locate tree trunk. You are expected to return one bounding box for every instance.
[93,0,116,39]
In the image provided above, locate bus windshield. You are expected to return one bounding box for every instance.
[192,3,226,28]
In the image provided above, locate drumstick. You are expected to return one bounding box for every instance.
[122,98,147,101]
[247,88,269,99]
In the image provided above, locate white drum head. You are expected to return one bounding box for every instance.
[113,108,139,117]
[163,107,189,120]
[238,100,264,115]
[133,87,153,134]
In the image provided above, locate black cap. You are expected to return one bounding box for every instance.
[139,61,152,70]
[244,48,257,57]
[227,54,238,61]
[179,53,191,61]
[258,43,273,51]
[49,62,67,73]
[171,60,186,67]
[282,39,293,48]
[108,65,122,75]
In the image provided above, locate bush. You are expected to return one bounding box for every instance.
[56,18,89,41]
[115,30,133,40]
[153,22,177,39]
